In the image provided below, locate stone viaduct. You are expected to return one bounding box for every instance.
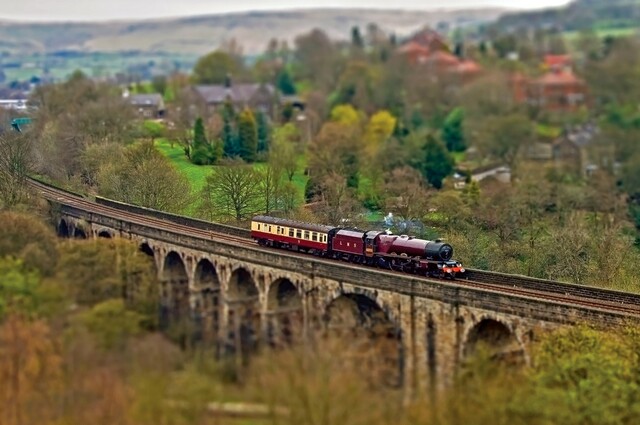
[51,199,627,395]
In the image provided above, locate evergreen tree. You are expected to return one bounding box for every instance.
[276,69,296,95]
[351,26,364,49]
[237,108,258,162]
[191,117,214,165]
[256,111,271,153]
[442,108,466,152]
[193,117,207,149]
[419,134,454,189]
[222,100,238,157]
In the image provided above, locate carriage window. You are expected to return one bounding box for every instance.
[257,224,261,230]
[289,228,294,237]
[304,231,309,239]
[312,233,318,241]
[296,230,302,238]
[323,235,327,243]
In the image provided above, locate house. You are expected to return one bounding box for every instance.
[552,124,601,176]
[192,82,279,118]
[407,27,450,52]
[528,69,588,112]
[397,41,430,64]
[396,28,482,83]
[128,93,165,119]
[543,54,572,71]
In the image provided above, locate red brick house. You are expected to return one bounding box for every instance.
[528,69,588,112]
[510,68,588,113]
[396,28,482,83]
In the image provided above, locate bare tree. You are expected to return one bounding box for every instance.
[383,166,433,230]
[198,158,261,222]
[0,133,34,208]
[97,142,192,213]
[314,172,362,226]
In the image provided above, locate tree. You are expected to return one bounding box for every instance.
[276,69,296,95]
[270,123,301,183]
[142,120,165,145]
[237,108,258,162]
[0,316,62,425]
[151,75,167,96]
[256,163,283,215]
[0,212,58,276]
[192,50,246,85]
[417,134,454,189]
[383,167,433,231]
[473,113,534,168]
[0,132,33,208]
[197,158,261,222]
[441,108,465,152]
[256,111,271,153]
[308,121,362,189]
[193,117,207,148]
[364,110,396,154]
[314,173,362,226]
[56,239,158,322]
[190,117,217,165]
[294,29,342,91]
[222,100,238,157]
[97,142,192,213]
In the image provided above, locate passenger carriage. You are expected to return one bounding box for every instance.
[250,215,335,254]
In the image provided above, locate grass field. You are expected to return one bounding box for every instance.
[155,139,309,210]
[564,26,639,41]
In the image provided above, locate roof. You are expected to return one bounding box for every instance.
[554,124,598,148]
[424,51,460,67]
[398,41,430,55]
[129,93,164,107]
[335,229,366,239]
[454,60,482,74]
[252,215,336,233]
[409,28,448,50]
[194,83,275,104]
[533,70,585,86]
[544,54,572,68]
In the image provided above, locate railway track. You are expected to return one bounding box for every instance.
[29,177,640,319]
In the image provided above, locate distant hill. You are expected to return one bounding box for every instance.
[0,8,506,56]
[494,0,640,32]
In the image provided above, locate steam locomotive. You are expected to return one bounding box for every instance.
[250,215,465,279]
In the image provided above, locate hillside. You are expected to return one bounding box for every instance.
[494,0,640,32]
[0,8,505,56]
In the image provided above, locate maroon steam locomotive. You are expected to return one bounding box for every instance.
[250,215,465,279]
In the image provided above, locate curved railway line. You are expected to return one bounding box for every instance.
[29,178,640,319]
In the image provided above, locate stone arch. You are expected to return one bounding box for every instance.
[57,219,70,238]
[463,318,525,365]
[226,267,260,361]
[139,242,154,257]
[73,226,88,239]
[324,293,403,387]
[160,251,190,339]
[97,230,112,238]
[266,278,303,346]
[194,258,221,345]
